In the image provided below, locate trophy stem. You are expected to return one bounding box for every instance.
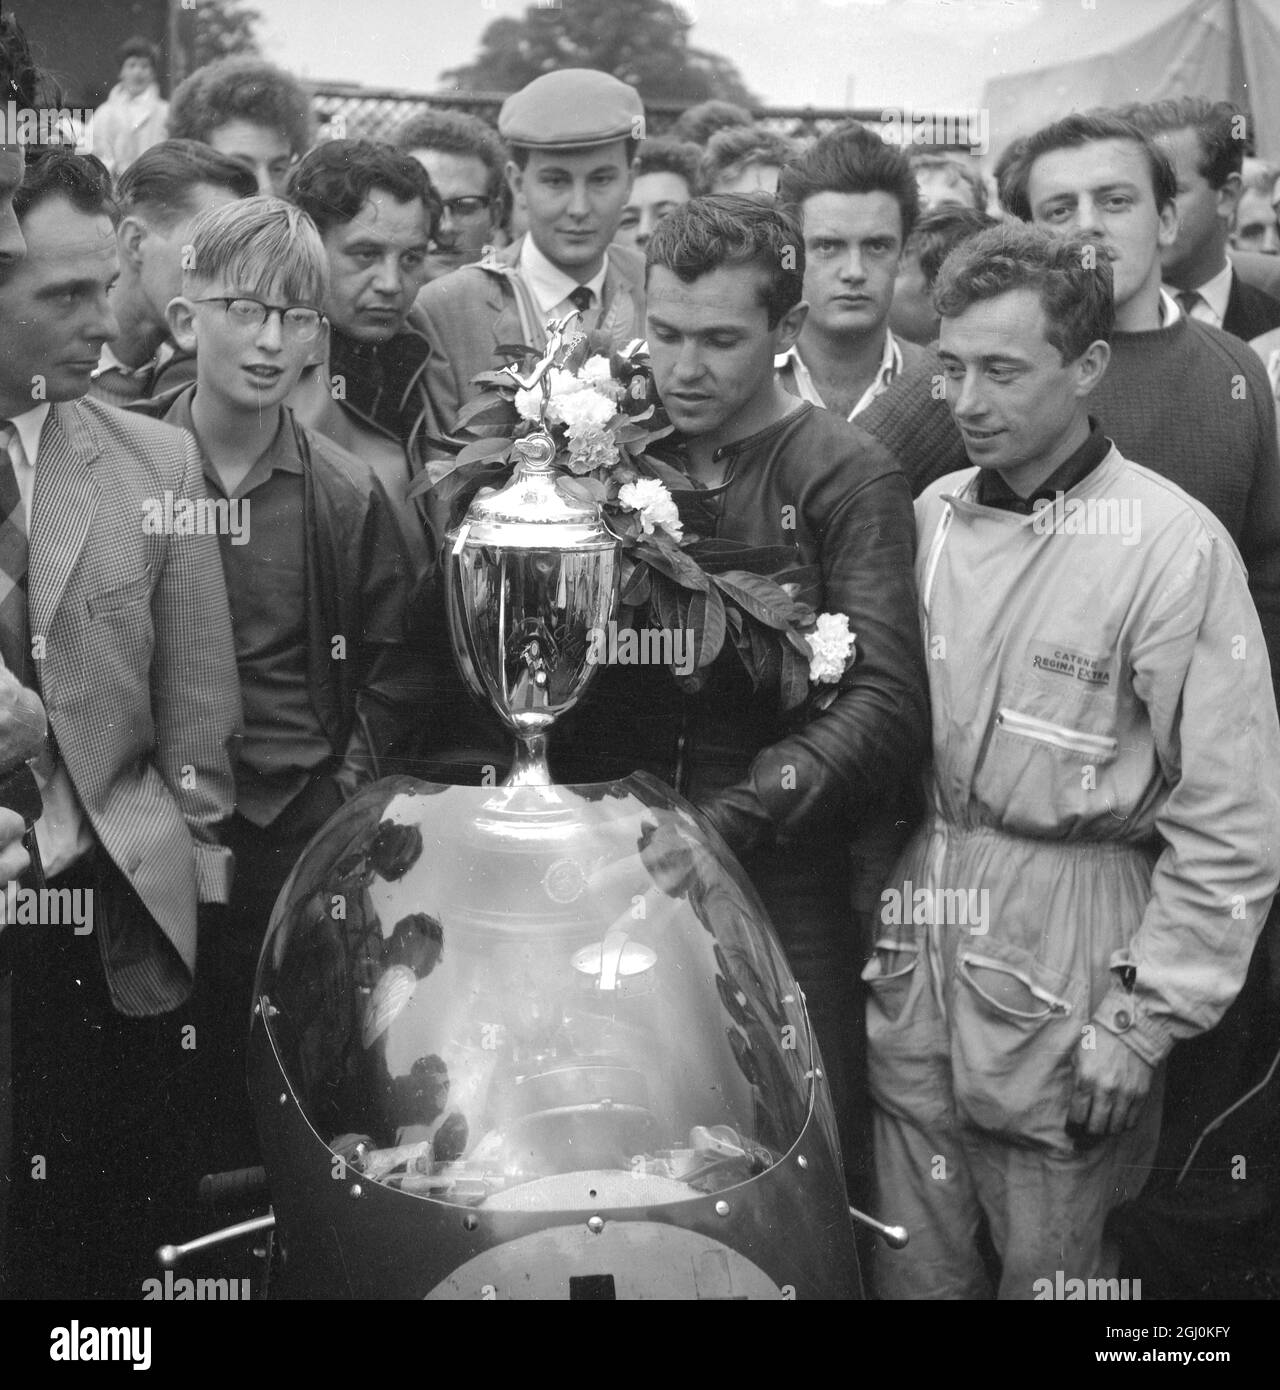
[505,731,552,787]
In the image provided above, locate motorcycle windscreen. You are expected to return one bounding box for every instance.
[253,775,818,1210]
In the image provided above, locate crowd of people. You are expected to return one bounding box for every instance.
[0,14,1278,1302]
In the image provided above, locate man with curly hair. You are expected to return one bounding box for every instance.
[168,55,313,196]
[701,124,798,197]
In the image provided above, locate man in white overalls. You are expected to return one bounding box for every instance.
[866,222,1280,1299]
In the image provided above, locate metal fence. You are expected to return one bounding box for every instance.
[311,84,982,150]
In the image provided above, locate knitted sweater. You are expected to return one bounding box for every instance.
[859,315,1280,691]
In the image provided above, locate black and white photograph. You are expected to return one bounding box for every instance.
[0,0,1275,1358]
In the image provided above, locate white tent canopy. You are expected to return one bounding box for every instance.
[982,0,1280,162]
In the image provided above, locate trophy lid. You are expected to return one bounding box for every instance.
[457,433,615,551]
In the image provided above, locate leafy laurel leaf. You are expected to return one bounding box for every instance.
[779,639,810,712]
[453,436,515,467]
[619,556,652,607]
[633,536,710,593]
[556,475,608,506]
[454,392,520,432]
[712,570,807,630]
[470,369,521,390]
[650,570,681,635]
[682,584,727,668]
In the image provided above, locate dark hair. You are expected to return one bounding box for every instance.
[287,139,440,236]
[392,107,508,201]
[169,56,313,158]
[1119,97,1244,189]
[115,139,257,227]
[672,100,753,147]
[507,137,639,171]
[908,152,989,212]
[645,192,803,330]
[636,137,702,195]
[993,135,1029,211]
[0,13,60,111]
[701,124,797,193]
[933,223,1113,362]
[14,148,118,225]
[911,205,1000,288]
[1001,111,1177,221]
[778,120,919,243]
[116,36,160,72]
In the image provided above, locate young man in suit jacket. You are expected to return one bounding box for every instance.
[417,68,647,435]
[1122,97,1280,340]
[0,150,240,1299]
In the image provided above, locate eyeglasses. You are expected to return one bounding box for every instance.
[195,296,324,342]
[438,195,493,220]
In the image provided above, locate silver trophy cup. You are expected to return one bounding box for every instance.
[446,432,619,786]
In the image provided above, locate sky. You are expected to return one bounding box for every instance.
[252,0,1187,112]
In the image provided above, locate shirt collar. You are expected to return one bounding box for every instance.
[519,234,609,316]
[1157,287,1182,327]
[1181,259,1233,327]
[94,338,174,381]
[163,386,302,488]
[773,330,903,420]
[3,402,51,470]
[974,418,1112,513]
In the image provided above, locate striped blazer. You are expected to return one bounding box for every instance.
[30,397,240,1015]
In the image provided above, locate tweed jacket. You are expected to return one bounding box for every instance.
[30,397,240,1015]
[416,236,647,433]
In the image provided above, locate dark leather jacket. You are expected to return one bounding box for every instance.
[555,402,931,860]
[328,305,443,472]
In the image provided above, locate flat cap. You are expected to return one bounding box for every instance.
[499,68,645,150]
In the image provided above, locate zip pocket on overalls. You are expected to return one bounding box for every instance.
[958,950,1073,1021]
[996,707,1118,759]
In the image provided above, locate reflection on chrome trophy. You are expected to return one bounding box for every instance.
[446,429,619,786]
[158,315,874,1300]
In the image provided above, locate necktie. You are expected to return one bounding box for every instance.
[0,421,30,686]
[1176,289,1202,319]
[567,284,596,333]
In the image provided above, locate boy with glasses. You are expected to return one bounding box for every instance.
[138,195,420,1174]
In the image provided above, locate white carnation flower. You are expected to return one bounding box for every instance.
[618,477,683,542]
[805,611,857,684]
[513,367,588,423]
[553,386,617,432]
[581,354,624,399]
[514,387,544,422]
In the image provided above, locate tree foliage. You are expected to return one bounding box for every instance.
[191,0,263,69]
[442,0,758,106]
